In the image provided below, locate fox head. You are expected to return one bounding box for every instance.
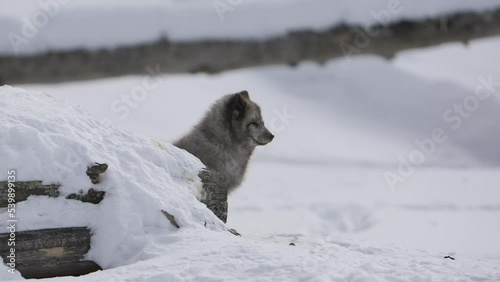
[226,91,274,147]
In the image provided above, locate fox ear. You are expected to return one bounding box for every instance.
[228,92,247,120]
[238,90,250,100]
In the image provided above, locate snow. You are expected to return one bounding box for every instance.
[1,37,500,280]
[0,86,226,274]
[1,0,500,54]
[394,36,500,90]
[2,228,500,281]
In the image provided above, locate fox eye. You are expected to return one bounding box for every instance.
[248,122,259,128]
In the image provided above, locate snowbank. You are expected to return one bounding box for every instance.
[1,0,500,54]
[0,86,225,272]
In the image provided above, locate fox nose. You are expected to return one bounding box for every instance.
[269,133,275,141]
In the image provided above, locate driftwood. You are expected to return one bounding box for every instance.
[1,8,499,84]
[0,227,101,279]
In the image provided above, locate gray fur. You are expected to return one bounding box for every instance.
[174,91,274,193]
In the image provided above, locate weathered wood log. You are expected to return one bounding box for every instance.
[0,163,107,207]
[19,261,102,279]
[0,227,102,279]
[1,8,499,84]
[0,181,59,207]
[199,170,228,223]
[0,168,225,221]
[0,182,105,208]
[160,170,229,226]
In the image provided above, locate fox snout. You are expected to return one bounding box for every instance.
[259,128,274,145]
[267,131,275,142]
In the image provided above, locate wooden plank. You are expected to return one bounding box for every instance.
[0,182,106,207]
[0,227,101,279]
[0,181,59,207]
[19,261,102,279]
[0,227,91,252]
[9,246,90,265]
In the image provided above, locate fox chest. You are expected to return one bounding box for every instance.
[211,150,249,188]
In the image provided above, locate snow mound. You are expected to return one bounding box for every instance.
[0,86,225,270]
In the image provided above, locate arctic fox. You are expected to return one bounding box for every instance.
[174,91,274,193]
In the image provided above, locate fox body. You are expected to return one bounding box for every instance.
[174,91,274,193]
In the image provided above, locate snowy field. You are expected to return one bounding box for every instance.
[1,1,500,280]
[1,0,500,54]
[0,33,495,274]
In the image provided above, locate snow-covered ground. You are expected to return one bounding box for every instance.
[1,34,500,282]
[1,84,499,280]
[1,0,500,54]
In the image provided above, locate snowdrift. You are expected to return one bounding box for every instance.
[0,86,225,273]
